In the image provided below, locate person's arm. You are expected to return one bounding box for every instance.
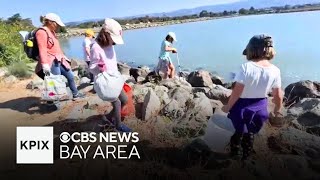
[36,30,50,72]
[222,65,245,113]
[272,71,283,116]
[164,41,177,53]
[272,88,283,115]
[84,39,91,61]
[165,45,177,52]
[85,47,90,60]
[222,83,244,113]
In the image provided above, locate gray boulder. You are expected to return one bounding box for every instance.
[268,127,320,159]
[160,78,192,90]
[132,85,153,104]
[210,99,224,113]
[210,74,224,86]
[154,85,170,105]
[193,92,214,118]
[287,98,320,127]
[117,62,131,75]
[142,89,161,121]
[187,70,213,87]
[130,66,150,82]
[169,87,193,108]
[206,85,232,104]
[285,80,320,105]
[162,99,185,119]
[192,87,211,94]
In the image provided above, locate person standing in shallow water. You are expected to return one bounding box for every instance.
[222,35,283,160]
[156,32,178,79]
[35,13,85,100]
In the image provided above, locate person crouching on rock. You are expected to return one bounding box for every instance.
[222,35,283,160]
[156,32,178,79]
[89,18,131,132]
[35,13,86,101]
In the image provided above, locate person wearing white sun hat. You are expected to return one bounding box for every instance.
[35,13,85,101]
[89,18,131,133]
[156,32,178,79]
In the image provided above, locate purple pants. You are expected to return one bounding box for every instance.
[228,98,269,134]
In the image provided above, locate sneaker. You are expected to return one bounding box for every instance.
[73,92,86,100]
[116,124,132,133]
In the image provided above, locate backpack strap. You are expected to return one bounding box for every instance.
[36,27,54,48]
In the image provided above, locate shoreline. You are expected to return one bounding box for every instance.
[58,8,320,38]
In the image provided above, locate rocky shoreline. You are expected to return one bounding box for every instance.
[57,16,233,38]
[1,60,320,179]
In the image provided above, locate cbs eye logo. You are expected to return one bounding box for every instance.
[60,132,71,143]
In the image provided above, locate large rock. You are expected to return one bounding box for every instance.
[210,74,224,86]
[160,78,192,91]
[206,85,232,104]
[287,98,320,126]
[117,62,131,75]
[193,92,214,118]
[268,127,320,159]
[187,70,213,87]
[84,96,105,109]
[70,59,87,70]
[210,99,224,113]
[132,85,153,104]
[169,87,193,108]
[130,66,150,82]
[66,105,99,121]
[142,89,161,121]
[162,99,185,119]
[192,87,211,94]
[154,85,170,105]
[285,80,320,105]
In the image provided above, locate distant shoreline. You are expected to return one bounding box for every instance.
[58,8,320,38]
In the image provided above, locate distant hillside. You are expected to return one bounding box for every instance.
[147,0,320,17]
[65,0,320,26]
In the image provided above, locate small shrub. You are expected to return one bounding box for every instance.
[7,61,32,78]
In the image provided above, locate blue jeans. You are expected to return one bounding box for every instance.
[51,60,78,96]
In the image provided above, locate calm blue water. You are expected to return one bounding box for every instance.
[60,11,320,87]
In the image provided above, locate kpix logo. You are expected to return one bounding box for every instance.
[16,127,53,164]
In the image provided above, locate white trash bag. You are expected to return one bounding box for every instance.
[94,71,124,102]
[41,74,69,101]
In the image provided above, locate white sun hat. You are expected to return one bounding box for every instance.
[44,13,65,27]
[103,18,124,45]
[168,32,177,42]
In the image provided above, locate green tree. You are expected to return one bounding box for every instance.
[239,8,249,15]
[6,13,22,23]
[199,10,209,17]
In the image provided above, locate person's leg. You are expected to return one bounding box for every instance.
[51,59,61,75]
[229,132,243,159]
[111,99,121,129]
[169,62,175,79]
[241,132,254,160]
[242,109,268,160]
[59,64,79,96]
[118,90,128,107]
